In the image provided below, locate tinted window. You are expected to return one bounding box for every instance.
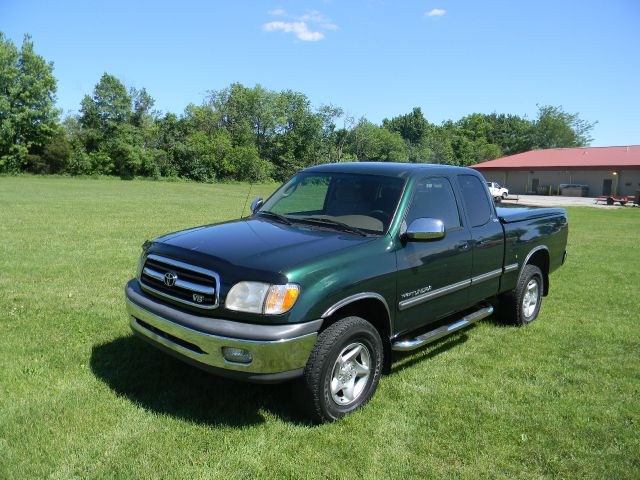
[268,175,330,213]
[260,172,404,233]
[405,177,461,230]
[457,174,492,227]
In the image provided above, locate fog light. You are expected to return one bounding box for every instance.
[222,347,253,364]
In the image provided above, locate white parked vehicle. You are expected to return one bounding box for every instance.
[487,182,509,200]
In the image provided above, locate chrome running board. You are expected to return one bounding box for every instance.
[391,305,494,352]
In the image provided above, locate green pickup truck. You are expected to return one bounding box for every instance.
[125,162,568,422]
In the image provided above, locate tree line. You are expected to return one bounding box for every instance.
[1,34,596,182]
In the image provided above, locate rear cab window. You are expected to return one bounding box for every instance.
[457,174,493,227]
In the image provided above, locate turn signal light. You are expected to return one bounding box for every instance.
[264,284,300,314]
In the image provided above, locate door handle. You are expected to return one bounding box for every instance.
[457,242,470,251]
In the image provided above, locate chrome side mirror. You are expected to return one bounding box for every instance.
[405,218,445,241]
[250,197,263,214]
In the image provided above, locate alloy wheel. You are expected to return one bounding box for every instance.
[329,342,371,406]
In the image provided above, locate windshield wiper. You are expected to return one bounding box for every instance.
[256,210,293,225]
[300,217,368,236]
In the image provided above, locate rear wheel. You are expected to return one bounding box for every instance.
[295,316,383,423]
[502,192,508,199]
[498,264,544,325]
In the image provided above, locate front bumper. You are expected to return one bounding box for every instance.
[125,280,320,383]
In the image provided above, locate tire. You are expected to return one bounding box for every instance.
[502,192,508,199]
[494,196,501,203]
[295,316,383,423]
[498,264,544,326]
[606,197,614,205]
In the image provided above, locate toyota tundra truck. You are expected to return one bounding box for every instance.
[125,163,568,422]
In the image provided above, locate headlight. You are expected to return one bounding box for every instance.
[225,282,270,313]
[226,281,300,314]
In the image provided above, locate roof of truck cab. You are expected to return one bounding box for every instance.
[303,162,473,178]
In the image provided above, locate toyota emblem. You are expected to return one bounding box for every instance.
[164,272,178,287]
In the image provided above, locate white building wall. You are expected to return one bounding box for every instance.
[478,169,640,197]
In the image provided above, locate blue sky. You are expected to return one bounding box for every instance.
[2,0,639,146]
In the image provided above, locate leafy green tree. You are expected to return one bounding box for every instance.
[316,104,344,163]
[62,115,90,175]
[182,126,231,181]
[346,119,408,162]
[206,83,277,150]
[199,84,342,179]
[530,105,595,149]
[153,112,188,177]
[486,113,533,155]
[80,73,131,132]
[271,89,325,177]
[79,73,132,161]
[473,138,503,164]
[228,145,273,181]
[0,34,59,172]
[152,112,183,177]
[382,107,435,163]
[426,127,456,165]
[41,126,72,173]
[382,107,431,146]
[77,73,160,178]
[131,87,155,129]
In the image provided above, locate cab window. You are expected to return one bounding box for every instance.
[457,174,492,227]
[405,177,461,230]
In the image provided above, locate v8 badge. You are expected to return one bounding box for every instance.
[192,294,204,303]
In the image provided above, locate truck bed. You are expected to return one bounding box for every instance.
[496,206,568,296]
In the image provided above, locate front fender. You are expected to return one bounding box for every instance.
[284,237,398,327]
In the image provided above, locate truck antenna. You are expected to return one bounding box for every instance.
[240,181,254,219]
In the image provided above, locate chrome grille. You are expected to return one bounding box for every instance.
[139,254,220,310]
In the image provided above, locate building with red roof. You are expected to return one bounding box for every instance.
[472,145,640,197]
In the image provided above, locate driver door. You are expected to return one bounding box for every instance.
[395,176,473,336]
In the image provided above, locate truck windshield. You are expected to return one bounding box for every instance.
[258,172,405,234]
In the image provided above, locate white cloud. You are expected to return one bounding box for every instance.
[263,9,336,41]
[300,10,338,30]
[426,8,446,17]
[263,21,325,41]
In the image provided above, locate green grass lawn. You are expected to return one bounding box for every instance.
[1,176,638,479]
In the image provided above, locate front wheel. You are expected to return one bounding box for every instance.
[498,264,544,325]
[295,316,383,423]
[502,192,508,199]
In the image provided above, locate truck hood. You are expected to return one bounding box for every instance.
[149,217,376,282]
